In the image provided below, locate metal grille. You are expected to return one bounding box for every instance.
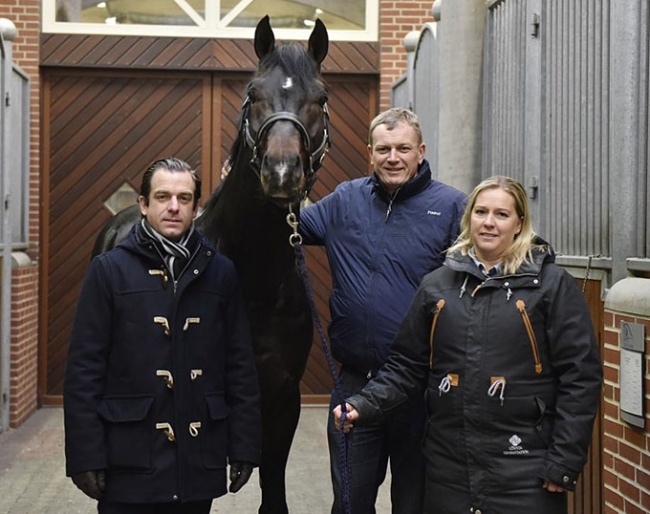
[542,0,610,257]
[485,0,611,258]
[484,0,527,185]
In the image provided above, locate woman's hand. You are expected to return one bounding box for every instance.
[543,480,565,493]
[332,403,359,433]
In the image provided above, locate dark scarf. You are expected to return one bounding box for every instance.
[140,218,196,280]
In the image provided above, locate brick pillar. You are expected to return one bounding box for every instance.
[379,1,434,111]
[9,257,38,427]
[603,278,650,514]
[0,0,41,429]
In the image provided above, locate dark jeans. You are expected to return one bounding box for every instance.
[328,368,425,514]
[98,500,212,514]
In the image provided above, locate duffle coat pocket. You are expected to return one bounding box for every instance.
[97,395,154,473]
[202,392,230,469]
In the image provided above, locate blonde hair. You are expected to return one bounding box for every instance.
[368,108,423,147]
[447,176,543,275]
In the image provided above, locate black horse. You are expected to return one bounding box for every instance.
[92,16,330,514]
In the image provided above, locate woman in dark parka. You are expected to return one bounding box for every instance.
[334,176,602,514]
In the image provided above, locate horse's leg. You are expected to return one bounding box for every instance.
[258,375,301,514]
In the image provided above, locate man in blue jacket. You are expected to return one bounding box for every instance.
[300,108,467,514]
[64,157,261,514]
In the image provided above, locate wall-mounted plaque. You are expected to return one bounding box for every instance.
[619,321,645,429]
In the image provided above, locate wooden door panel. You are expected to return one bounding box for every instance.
[42,71,210,398]
[42,69,378,402]
[567,278,604,513]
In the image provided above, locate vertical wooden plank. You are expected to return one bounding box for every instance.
[567,278,604,514]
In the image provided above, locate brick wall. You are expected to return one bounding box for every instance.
[0,0,40,253]
[0,0,41,427]
[379,1,433,110]
[9,262,39,427]
[602,285,650,514]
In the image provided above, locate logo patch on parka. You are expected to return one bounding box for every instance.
[503,434,529,456]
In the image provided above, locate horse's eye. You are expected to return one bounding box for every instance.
[319,92,328,106]
[248,89,258,103]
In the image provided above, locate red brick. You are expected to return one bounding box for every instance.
[613,456,635,478]
[618,440,642,465]
[619,476,640,503]
[603,363,619,383]
[622,499,646,514]
[603,481,622,509]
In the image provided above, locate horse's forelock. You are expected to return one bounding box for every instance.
[257,44,323,89]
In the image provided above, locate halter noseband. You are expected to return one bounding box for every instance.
[241,96,331,194]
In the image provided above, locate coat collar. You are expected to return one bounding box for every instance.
[371,159,434,203]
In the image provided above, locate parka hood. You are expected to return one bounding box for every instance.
[444,235,556,278]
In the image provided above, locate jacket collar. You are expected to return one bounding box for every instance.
[371,159,433,203]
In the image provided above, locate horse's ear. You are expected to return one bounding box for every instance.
[254,15,275,60]
[308,18,329,66]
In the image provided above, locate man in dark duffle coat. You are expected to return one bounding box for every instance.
[64,157,261,514]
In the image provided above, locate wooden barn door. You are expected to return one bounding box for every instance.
[40,70,214,402]
[297,75,377,401]
[567,278,605,514]
[40,69,377,404]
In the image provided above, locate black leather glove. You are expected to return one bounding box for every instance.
[229,461,254,493]
[71,469,105,500]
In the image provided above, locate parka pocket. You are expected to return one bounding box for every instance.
[97,395,154,472]
[533,396,553,447]
[202,392,230,469]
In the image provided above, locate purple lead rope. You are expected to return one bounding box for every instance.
[293,243,352,514]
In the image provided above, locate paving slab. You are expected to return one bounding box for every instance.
[0,406,391,514]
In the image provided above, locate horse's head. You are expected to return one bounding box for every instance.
[240,15,330,207]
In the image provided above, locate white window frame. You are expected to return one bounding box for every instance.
[42,0,379,41]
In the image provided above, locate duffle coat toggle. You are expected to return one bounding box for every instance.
[149,268,169,289]
[156,422,176,442]
[189,421,202,437]
[183,317,200,331]
[153,316,170,337]
[156,369,174,389]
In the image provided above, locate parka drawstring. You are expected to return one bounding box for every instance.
[438,375,452,396]
[459,275,469,298]
[488,377,507,406]
[437,373,458,396]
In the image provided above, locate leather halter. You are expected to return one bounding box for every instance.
[240,95,331,194]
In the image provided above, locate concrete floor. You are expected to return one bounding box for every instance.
[0,405,391,513]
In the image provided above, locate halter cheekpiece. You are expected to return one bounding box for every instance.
[240,95,331,194]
